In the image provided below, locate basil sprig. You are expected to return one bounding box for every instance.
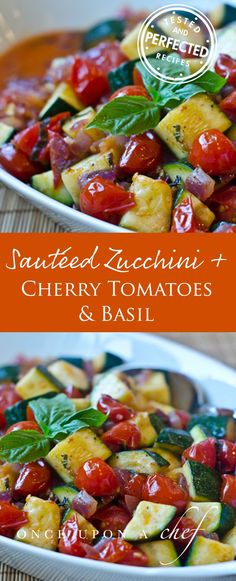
[88,59,227,136]
[0,394,106,463]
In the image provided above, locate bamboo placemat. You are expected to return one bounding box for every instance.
[0,186,66,232]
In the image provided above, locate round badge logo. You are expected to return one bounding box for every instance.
[138,4,217,84]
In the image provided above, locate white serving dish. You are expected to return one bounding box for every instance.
[0,331,236,580]
[0,0,235,231]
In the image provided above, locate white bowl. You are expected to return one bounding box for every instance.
[0,331,236,579]
[0,0,234,232]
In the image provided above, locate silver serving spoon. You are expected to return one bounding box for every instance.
[112,364,207,413]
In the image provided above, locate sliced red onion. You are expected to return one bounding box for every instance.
[78,169,117,191]
[185,167,215,202]
[72,489,98,518]
[0,491,12,502]
[124,495,139,514]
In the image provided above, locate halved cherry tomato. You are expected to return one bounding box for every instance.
[80,177,135,224]
[215,54,236,87]
[85,42,127,74]
[6,421,41,434]
[14,460,52,497]
[168,516,204,552]
[64,385,82,398]
[220,90,236,115]
[0,144,42,182]
[92,504,130,535]
[0,385,21,429]
[71,57,109,106]
[220,474,236,508]
[59,513,94,557]
[14,113,70,160]
[94,538,148,566]
[97,394,134,423]
[171,197,200,233]
[188,130,236,175]
[182,438,216,469]
[119,131,162,175]
[218,440,236,472]
[210,185,236,222]
[0,502,28,537]
[123,473,146,498]
[110,85,151,101]
[75,458,119,497]
[102,421,141,451]
[142,474,189,512]
[26,405,36,422]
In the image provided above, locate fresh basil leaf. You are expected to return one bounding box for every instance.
[29,394,75,437]
[136,57,190,101]
[73,407,107,427]
[88,96,160,136]
[195,70,227,93]
[159,83,205,108]
[51,416,88,440]
[5,392,58,427]
[0,430,50,463]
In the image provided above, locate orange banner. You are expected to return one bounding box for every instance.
[0,233,235,331]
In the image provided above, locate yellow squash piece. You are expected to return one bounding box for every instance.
[48,360,88,391]
[90,372,136,408]
[133,412,157,447]
[0,463,17,493]
[156,94,231,159]
[46,428,111,483]
[120,23,160,60]
[15,366,59,399]
[223,524,236,556]
[187,536,234,566]
[135,372,171,404]
[15,496,61,551]
[70,397,90,411]
[120,174,172,233]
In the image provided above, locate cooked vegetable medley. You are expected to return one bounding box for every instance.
[0,353,235,567]
[1,5,236,231]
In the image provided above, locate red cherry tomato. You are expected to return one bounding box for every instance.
[133,67,145,87]
[14,460,52,497]
[168,516,204,552]
[59,513,94,557]
[210,185,236,222]
[220,90,236,115]
[0,502,28,537]
[102,421,141,451]
[26,405,36,422]
[188,130,236,175]
[142,474,189,513]
[171,197,200,233]
[182,438,216,469]
[85,42,127,74]
[218,440,236,472]
[95,537,148,566]
[64,385,82,398]
[0,385,21,429]
[71,57,109,106]
[119,131,162,175]
[0,144,42,182]
[92,504,130,535]
[80,177,135,224]
[123,473,146,498]
[97,394,134,423]
[6,421,41,434]
[75,458,119,497]
[110,85,151,101]
[14,123,40,157]
[215,54,236,87]
[221,474,236,508]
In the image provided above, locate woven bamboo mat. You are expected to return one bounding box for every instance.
[0,186,66,232]
[1,333,236,580]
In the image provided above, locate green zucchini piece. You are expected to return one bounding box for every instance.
[226,124,236,141]
[53,485,79,507]
[108,59,138,92]
[15,365,65,399]
[187,501,235,535]
[149,414,165,434]
[183,460,221,501]
[4,391,57,426]
[157,428,193,454]
[175,189,215,230]
[48,360,89,391]
[90,372,135,408]
[0,365,19,383]
[109,449,169,475]
[186,536,235,565]
[39,83,83,120]
[0,122,15,145]
[92,352,124,373]
[31,170,73,206]
[187,415,236,440]
[56,356,84,368]
[209,4,236,28]
[133,412,158,447]
[123,501,176,542]
[138,539,180,567]
[163,162,193,185]
[190,425,211,443]
[83,19,126,49]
